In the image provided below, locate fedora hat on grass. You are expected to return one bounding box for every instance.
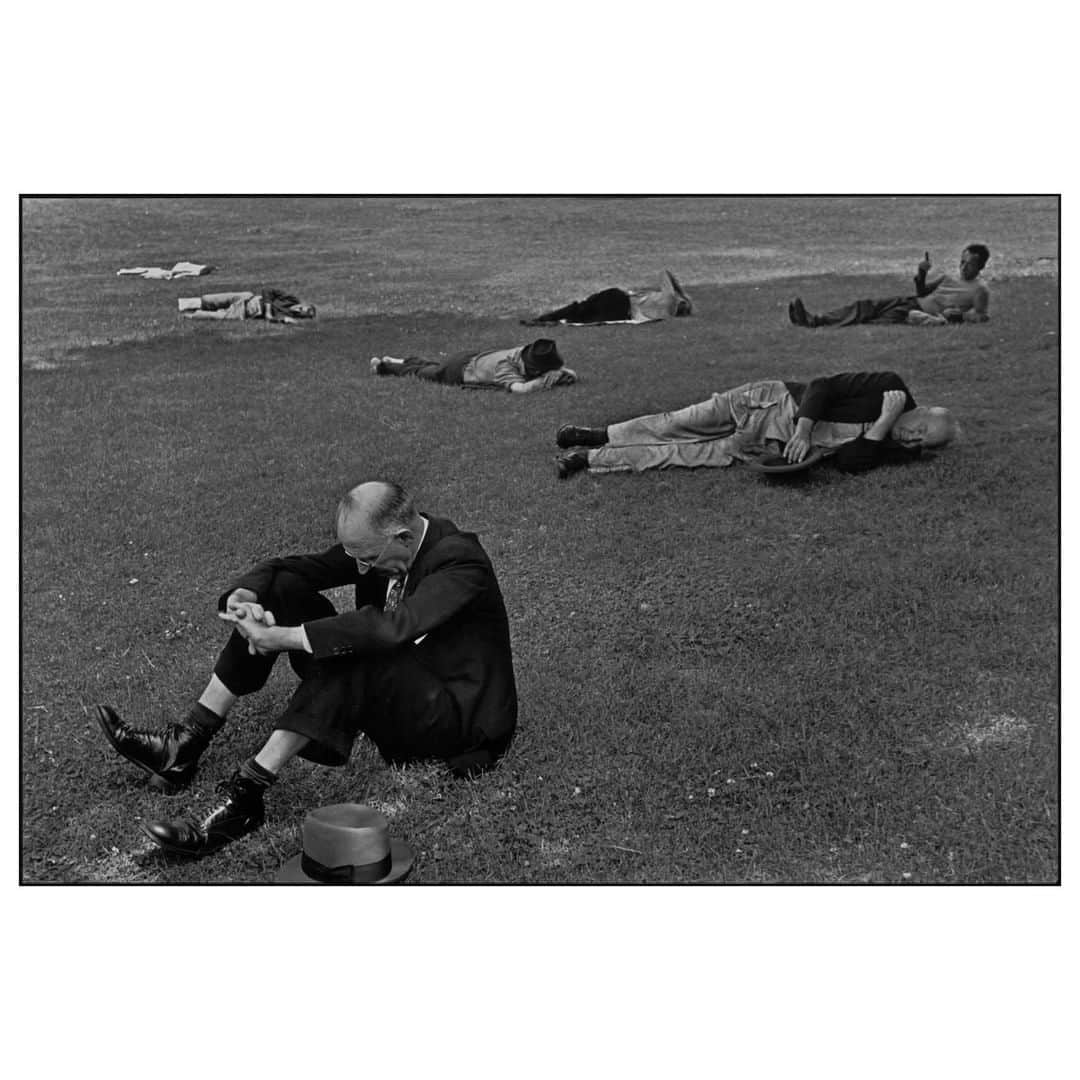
[276,804,414,884]
[744,447,828,475]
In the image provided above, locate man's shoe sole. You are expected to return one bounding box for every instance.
[95,705,191,796]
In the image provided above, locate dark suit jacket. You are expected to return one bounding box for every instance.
[220,515,518,746]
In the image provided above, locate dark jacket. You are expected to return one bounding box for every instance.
[784,371,922,473]
[221,515,518,746]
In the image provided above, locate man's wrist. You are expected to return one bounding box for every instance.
[270,625,312,653]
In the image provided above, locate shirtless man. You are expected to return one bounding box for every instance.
[789,245,990,328]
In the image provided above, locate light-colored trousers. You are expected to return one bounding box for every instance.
[179,292,259,320]
[586,379,866,473]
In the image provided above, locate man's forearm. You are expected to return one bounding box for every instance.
[865,406,906,442]
[509,378,544,394]
[915,272,945,298]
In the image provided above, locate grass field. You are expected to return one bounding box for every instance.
[20,196,1059,884]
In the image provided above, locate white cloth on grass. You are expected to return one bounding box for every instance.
[117,261,215,280]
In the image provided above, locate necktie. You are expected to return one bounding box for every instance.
[385,576,405,612]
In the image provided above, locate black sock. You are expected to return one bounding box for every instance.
[238,757,277,788]
[187,702,225,736]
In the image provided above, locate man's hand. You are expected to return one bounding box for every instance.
[879,389,908,423]
[783,430,813,464]
[219,608,282,655]
[222,589,279,655]
[917,251,932,274]
[225,588,271,627]
[541,368,576,388]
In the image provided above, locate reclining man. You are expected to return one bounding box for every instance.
[95,481,517,858]
[555,371,956,478]
[789,246,990,328]
[522,269,693,326]
[179,287,317,323]
[370,337,576,392]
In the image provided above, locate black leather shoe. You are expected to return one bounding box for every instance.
[95,704,213,794]
[556,424,607,449]
[556,451,590,480]
[142,771,266,857]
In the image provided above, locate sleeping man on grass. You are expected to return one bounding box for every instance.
[370,337,577,392]
[788,245,990,328]
[554,371,957,479]
[522,269,693,326]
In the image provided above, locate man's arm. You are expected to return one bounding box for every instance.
[914,251,946,297]
[508,369,577,393]
[831,389,920,473]
[218,546,360,611]
[862,389,908,442]
[303,536,491,657]
[963,284,990,323]
[218,609,312,655]
[786,373,915,464]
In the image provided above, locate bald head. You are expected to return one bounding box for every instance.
[335,481,416,534]
[890,405,958,449]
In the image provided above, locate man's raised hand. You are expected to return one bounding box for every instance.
[917,251,932,274]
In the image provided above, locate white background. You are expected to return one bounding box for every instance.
[4,3,1071,1077]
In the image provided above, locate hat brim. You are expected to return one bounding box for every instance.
[274,838,415,885]
[744,448,827,475]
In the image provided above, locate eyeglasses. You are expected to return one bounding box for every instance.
[343,534,398,573]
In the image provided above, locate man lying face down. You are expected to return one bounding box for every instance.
[370,338,577,392]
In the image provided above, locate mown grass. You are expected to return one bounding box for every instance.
[20,198,1058,883]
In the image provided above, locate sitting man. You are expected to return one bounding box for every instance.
[370,338,576,392]
[789,245,990,328]
[522,269,693,326]
[95,481,517,859]
[179,287,317,323]
[555,371,956,478]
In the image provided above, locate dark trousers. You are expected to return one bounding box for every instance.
[213,572,505,775]
[378,351,472,385]
[813,295,920,327]
[530,287,632,324]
